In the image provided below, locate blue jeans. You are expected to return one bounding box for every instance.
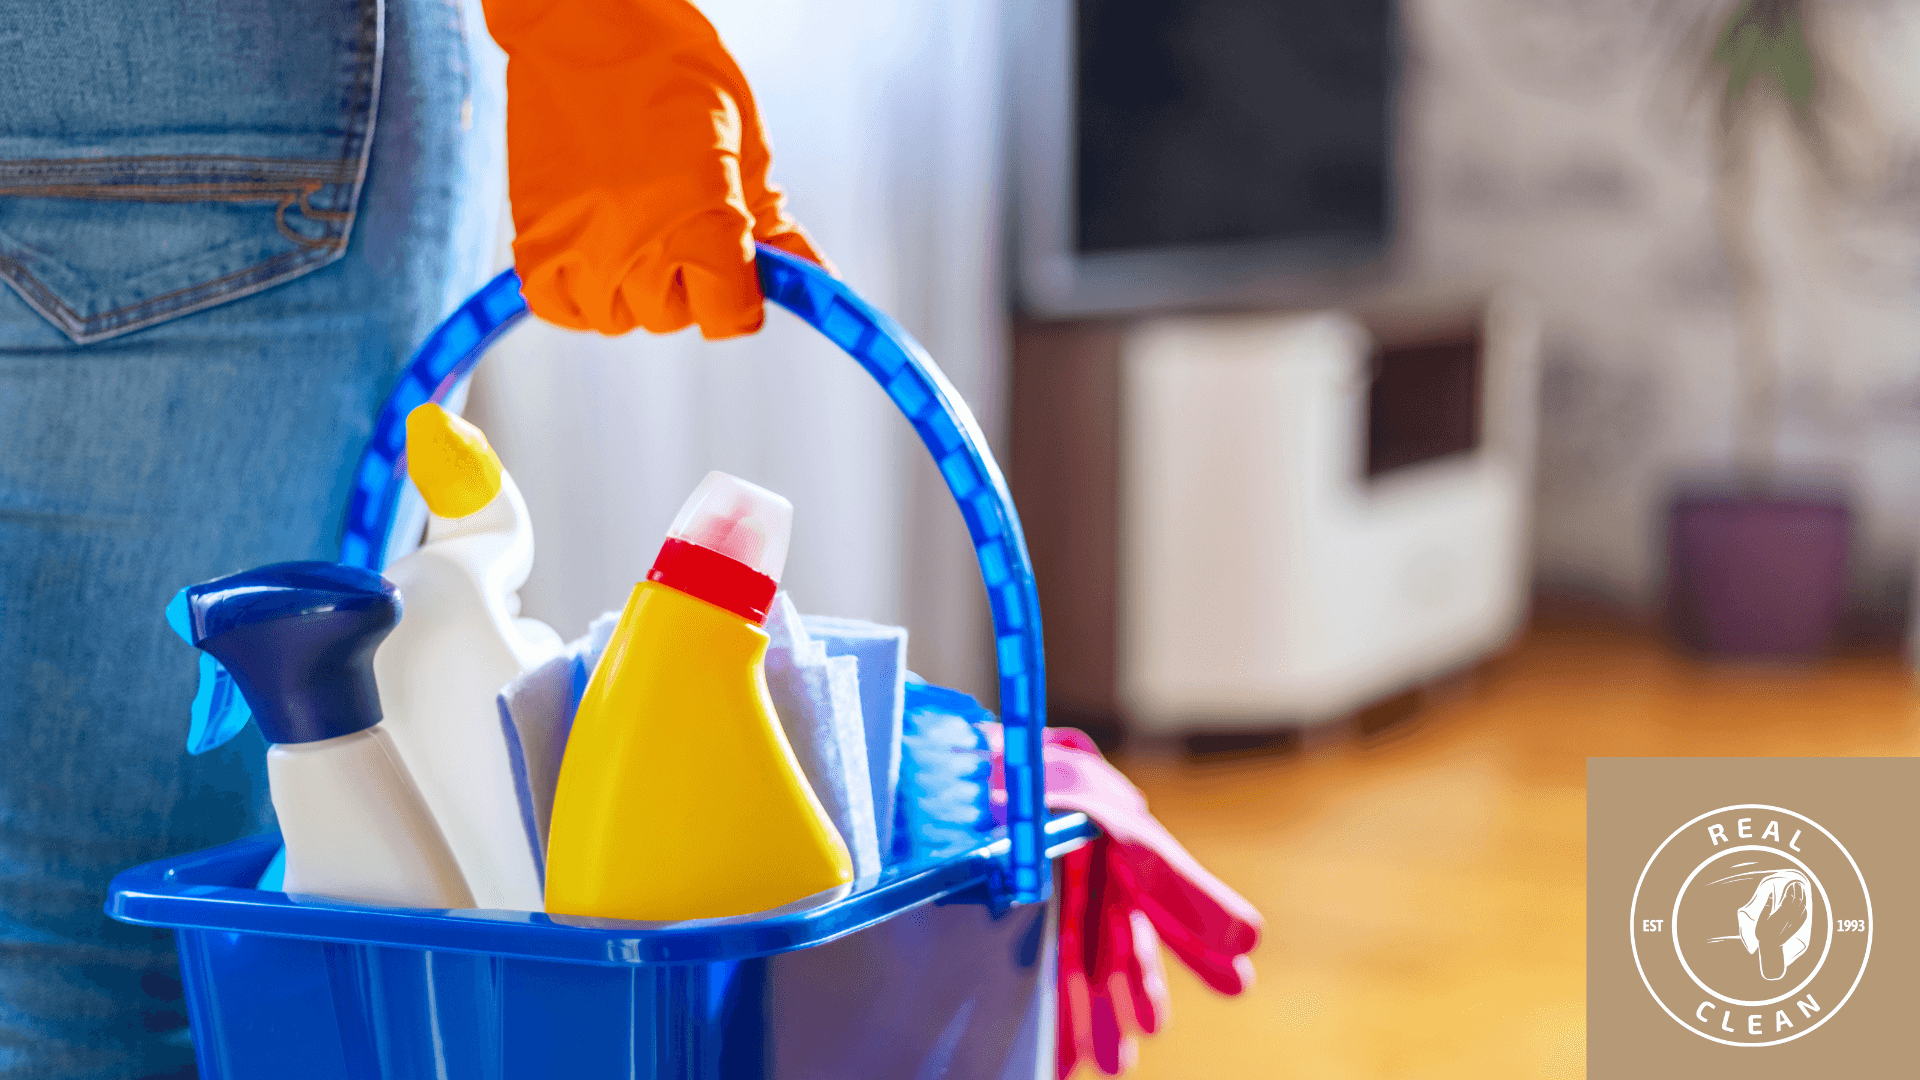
[0,1,504,1075]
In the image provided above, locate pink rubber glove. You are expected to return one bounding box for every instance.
[1048,735,1260,993]
[988,726,1262,1077]
[1055,840,1094,1079]
[1056,838,1159,1078]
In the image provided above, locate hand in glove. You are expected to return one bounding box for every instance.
[1754,879,1808,981]
[482,0,829,339]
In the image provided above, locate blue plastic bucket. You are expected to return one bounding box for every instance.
[107,246,1080,1078]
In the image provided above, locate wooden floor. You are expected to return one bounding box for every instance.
[1105,621,1920,1079]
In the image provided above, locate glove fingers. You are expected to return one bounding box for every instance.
[1059,968,1098,1080]
[515,180,758,339]
[1098,915,1162,1040]
[732,84,834,276]
[1039,741,1261,961]
[1058,845,1093,965]
[1083,839,1123,978]
[1055,844,1095,1077]
[1157,925,1256,996]
[1122,910,1170,1035]
[1084,840,1167,1042]
[1118,830,1263,957]
[510,197,628,334]
[1055,988,1080,1080]
[1135,886,1261,976]
[505,73,790,337]
[518,256,593,332]
[677,252,765,341]
[1134,845,1254,996]
[1088,840,1142,989]
[1087,988,1131,1076]
[733,101,801,244]
[660,152,763,340]
[1087,846,1168,1037]
[1045,765,1262,967]
[754,221,835,276]
[616,256,690,337]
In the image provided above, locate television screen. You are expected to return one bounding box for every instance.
[1074,0,1395,257]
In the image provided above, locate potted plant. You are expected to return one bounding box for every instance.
[1666,0,1858,659]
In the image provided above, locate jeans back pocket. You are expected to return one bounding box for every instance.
[0,0,383,344]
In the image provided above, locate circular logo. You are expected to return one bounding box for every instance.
[1632,805,1871,1046]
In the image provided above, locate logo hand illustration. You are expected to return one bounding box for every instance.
[1753,879,1809,981]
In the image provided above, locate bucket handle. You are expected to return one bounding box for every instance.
[338,244,1050,906]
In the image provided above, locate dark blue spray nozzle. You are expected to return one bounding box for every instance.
[182,561,402,746]
[166,590,252,756]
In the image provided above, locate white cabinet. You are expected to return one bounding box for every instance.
[1118,295,1541,731]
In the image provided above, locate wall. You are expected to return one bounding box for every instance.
[1398,0,1920,620]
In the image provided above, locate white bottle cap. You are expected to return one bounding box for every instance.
[667,471,794,583]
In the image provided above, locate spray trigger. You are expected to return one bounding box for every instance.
[166,586,255,755]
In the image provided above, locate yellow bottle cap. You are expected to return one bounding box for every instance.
[406,403,503,519]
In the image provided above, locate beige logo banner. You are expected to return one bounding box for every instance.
[1590,758,1917,1077]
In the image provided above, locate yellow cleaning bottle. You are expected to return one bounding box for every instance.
[544,472,854,921]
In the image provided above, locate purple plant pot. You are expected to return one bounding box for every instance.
[1666,493,1851,659]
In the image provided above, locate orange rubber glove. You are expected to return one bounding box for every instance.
[482,0,829,339]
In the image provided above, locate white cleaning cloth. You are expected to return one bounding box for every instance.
[801,614,907,859]
[766,594,882,879]
[1737,869,1813,971]
[497,612,618,887]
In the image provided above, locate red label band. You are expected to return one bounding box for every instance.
[646,537,777,624]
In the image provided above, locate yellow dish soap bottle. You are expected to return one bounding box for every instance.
[544,472,854,921]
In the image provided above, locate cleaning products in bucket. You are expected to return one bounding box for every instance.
[183,562,473,909]
[372,403,563,910]
[499,596,890,888]
[105,246,1239,1080]
[544,471,854,921]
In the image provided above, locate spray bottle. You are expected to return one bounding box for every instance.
[373,403,563,910]
[544,472,853,921]
[186,562,473,908]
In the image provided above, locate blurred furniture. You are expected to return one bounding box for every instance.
[1012,293,1541,737]
[1007,0,1396,317]
[1669,491,1850,660]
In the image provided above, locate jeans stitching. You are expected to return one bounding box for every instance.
[0,168,353,339]
[0,0,385,344]
[297,187,355,222]
[326,0,386,223]
[275,187,350,250]
[0,246,324,333]
[0,182,348,201]
[0,155,362,187]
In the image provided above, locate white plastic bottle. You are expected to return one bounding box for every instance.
[269,729,475,907]
[187,562,474,909]
[373,403,564,910]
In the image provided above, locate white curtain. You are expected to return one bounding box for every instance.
[466,0,1010,698]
